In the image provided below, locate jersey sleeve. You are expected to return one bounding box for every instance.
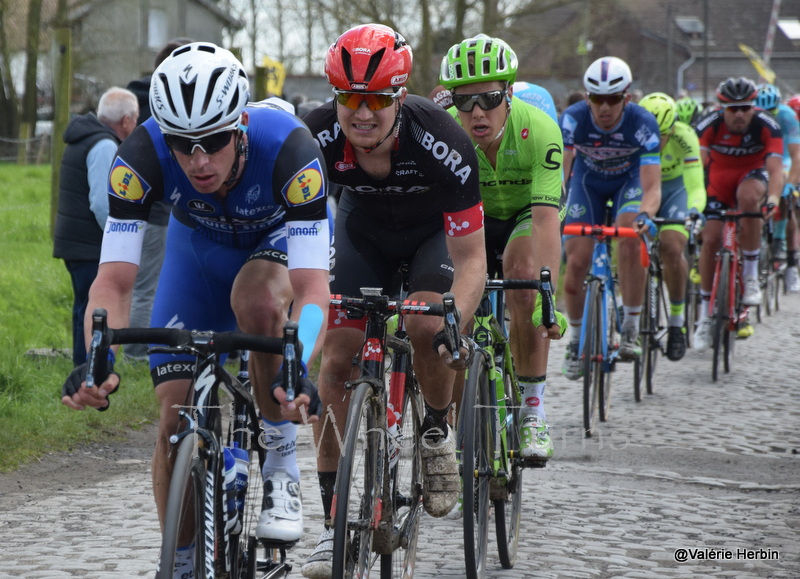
[527,106,564,208]
[272,125,331,270]
[675,123,706,212]
[106,125,163,221]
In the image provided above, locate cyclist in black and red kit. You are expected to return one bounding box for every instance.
[299,24,486,578]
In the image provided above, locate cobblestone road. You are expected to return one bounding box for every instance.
[1,293,798,578]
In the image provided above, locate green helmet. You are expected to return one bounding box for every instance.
[439,34,518,90]
[639,92,677,135]
[675,97,700,125]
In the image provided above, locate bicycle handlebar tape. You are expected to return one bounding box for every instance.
[85,308,109,391]
[539,267,557,328]
[441,292,461,360]
[282,321,301,403]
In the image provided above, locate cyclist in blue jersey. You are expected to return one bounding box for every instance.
[755,83,800,292]
[560,56,662,379]
[60,43,331,575]
[512,81,559,123]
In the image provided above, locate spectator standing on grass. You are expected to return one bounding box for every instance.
[122,38,192,360]
[53,87,139,366]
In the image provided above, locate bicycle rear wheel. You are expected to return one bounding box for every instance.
[332,382,382,579]
[380,374,423,579]
[462,352,491,579]
[712,253,730,382]
[582,281,603,436]
[495,367,522,570]
[157,433,207,579]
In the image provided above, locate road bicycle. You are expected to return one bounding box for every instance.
[328,289,459,579]
[758,217,782,320]
[83,308,302,579]
[633,217,686,401]
[562,223,639,437]
[705,209,763,382]
[459,269,557,579]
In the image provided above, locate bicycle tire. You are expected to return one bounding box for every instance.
[712,253,730,382]
[495,367,522,569]
[462,352,491,579]
[332,382,382,579]
[380,374,424,579]
[156,433,207,579]
[644,270,664,396]
[582,281,602,436]
[598,286,613,423]
[684,253,701,347]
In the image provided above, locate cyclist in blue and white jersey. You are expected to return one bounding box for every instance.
[512,80,559,123]
[60,43,332,573]
[755,83,800,292]
[560,56,662,379]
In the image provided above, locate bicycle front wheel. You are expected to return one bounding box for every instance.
[157,433,207,579]
[583,281,603,435]
[461,352,491,579]
[380,374,424,579]
[495,368,522,569]
[712,253,731,382]
[332,382,382,579]
[643,270,664,396]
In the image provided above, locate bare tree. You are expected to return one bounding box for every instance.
[20,0,43,163]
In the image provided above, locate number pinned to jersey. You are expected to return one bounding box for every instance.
[281,158,325,206]
[109,157,151,203]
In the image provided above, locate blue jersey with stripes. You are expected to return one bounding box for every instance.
[772,103,800,171]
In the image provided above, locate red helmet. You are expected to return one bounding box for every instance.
[787,94,800,119]
[325,24,413,92]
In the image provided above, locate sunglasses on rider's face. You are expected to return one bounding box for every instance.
[587,93,626,106]
[333,89,402,111]
[723,104,753,113]
[164,130,235,155]
[451,90,507,113]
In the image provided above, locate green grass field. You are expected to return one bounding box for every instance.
[0,163,158,472]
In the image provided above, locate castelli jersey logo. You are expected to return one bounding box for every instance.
[335,161,356,171]
[391,74,408,86]
[521,128,529,139]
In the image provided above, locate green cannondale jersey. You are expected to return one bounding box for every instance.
[449,96,564,221]
[659,120,706,212]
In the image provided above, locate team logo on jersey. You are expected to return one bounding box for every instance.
[281,158,324,206]
[109,157,150,202]
[521,128,529,139]
[187,200,215,213]
[568,204,586,219]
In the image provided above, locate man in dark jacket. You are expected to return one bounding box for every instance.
[53,87,138,366]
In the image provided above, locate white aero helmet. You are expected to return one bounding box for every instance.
[583,56,632,95]
[150,42,250,136]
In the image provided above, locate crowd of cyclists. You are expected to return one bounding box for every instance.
[58,22,800,579]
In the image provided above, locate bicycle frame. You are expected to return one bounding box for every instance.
[708,213,754,330]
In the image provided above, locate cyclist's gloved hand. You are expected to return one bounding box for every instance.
[532,293,568,339]
[61,361,120,411]
[270,363,322,422]
[687,208,706,226]
[432,330,474,370]
[762,200,778,219]
[783,182,797,198]
[635,211,657,238]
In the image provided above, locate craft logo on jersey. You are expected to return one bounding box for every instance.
[109,157,150,202]
[282,158,324,206]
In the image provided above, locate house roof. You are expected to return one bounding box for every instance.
[65,0,243,29]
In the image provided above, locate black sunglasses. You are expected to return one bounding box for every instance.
[451,90,507,113]
[164,130,235,155]
[724,104,753,113]
[587,93,626,106]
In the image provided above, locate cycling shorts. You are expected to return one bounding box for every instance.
[329,193,454,332]
[657,178,690,238]
[704,168,768,216]
[148,210,333,386]
[563,171,642,229]
[484,207,532,278]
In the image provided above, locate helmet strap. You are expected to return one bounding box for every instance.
[360,104,402,154]
[222,127,248,188]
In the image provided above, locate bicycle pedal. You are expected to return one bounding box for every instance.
[258,538,297,550]
[520,458,548,469]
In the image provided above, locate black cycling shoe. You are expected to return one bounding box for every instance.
[666,326,687,361]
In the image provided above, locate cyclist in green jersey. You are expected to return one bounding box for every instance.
[639,92,706,359]
[440,34,566,460]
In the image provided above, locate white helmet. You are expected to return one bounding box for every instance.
[150,42,250,136]
[583,56,632,95]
